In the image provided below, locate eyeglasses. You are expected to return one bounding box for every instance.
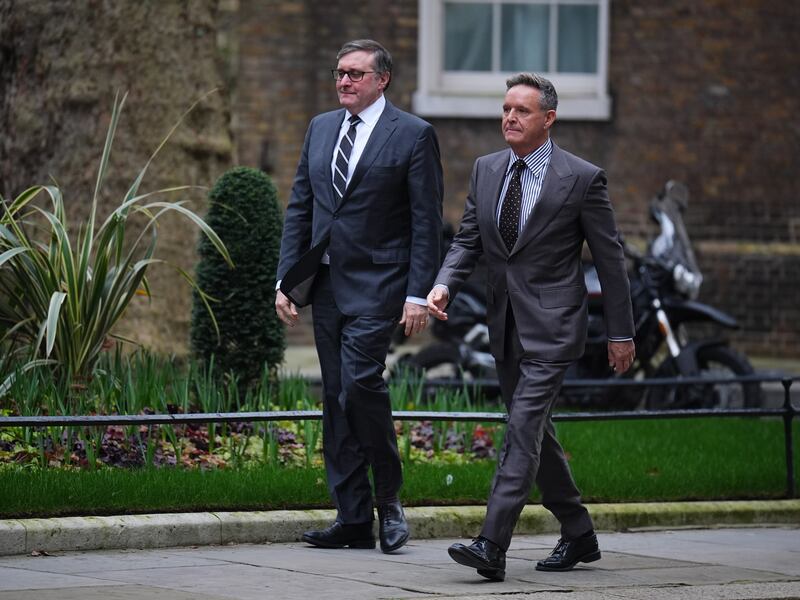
[331,69,375,82]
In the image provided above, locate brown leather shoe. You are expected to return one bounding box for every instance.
[448,536,506,581]
[302,521,375,549]
[377,501,410,553]
[535,531,601,571]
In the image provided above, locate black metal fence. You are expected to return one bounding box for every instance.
[0,373,796,498]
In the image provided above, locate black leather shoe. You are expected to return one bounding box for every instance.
[377,501,410,553]
[302,521,375,549]
[535,531,601,571]
[448,536,506,581]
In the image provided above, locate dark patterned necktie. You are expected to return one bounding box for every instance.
[498,159,526,251]
[333,114,361,201]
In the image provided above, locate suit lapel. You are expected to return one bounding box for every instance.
[322,110,346,210]
[336,101,398,209]
[480,151,510,253]
[510,144,575,256]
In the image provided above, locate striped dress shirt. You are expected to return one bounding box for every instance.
[496,138,553,233]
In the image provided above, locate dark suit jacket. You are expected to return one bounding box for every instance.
[436,143,634,361]
[278,100,443,317]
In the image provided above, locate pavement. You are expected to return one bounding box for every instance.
[2,502,800,598]
[1,526,799,599]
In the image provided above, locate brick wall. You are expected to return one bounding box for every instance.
[698,243,800,357]
[233,0,800,356]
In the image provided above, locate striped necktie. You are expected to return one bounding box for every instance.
[333,114,361,201]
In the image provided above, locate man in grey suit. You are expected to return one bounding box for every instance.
[427,73,635,580]
[276,39,443,554]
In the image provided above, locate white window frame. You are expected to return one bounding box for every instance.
[413,0,612,120]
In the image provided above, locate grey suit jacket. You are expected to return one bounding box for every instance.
[277,100,443,317]
[436,143,634,361]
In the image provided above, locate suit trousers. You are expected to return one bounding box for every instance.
[311,266,402,525]
[481,303,594,551]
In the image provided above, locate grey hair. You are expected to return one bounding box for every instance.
[506,72,558,112]
[337,39,393,90]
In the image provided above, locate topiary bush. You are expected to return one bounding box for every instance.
[191,166,284,386]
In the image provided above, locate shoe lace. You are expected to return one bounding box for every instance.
[552,538,569,557]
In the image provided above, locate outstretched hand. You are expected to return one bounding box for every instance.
[426,285,449,321]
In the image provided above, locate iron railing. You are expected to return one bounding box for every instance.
[0,373,796,498]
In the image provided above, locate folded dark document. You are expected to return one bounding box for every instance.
[279,238,329,307]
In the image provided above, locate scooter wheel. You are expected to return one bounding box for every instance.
[646,345,761,409]
[393,342,464,380]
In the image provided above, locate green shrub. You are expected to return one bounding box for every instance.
[0,92,230,389]
[191,167,285,386]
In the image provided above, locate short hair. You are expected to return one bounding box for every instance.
[506,72,558,112]
[337,39,393,90]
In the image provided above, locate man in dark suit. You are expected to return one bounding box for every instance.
[427,73,635,580]
[275,39,443,554]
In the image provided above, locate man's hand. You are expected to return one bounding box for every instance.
[275,289,299,327]
[400,301,428,336]
[608,340,635,373]
[426,285,449,321]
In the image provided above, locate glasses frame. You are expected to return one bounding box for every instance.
[331,69,376,82]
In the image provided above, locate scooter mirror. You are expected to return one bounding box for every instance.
[664,180,689,211]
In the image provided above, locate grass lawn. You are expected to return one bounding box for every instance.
[1,417,796,518]
[562,417,798,502]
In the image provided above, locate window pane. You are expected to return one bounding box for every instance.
[501,3,549,72]
[557,4,599,73]
[444,2,492,71]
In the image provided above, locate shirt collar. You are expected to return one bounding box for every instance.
[507,138,553,176]
[347,94,386,128]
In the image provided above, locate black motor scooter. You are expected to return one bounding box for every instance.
[579,181,760,410]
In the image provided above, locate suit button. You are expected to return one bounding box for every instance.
[333,213,339,220]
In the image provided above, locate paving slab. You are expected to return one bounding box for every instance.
[439,582,800,600]
[0,547,230,575]
[0,566,123,592]
[0,586,229,600]
[600,527,800,576]
[81,561,431,600]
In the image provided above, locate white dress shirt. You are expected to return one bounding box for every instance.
[496,139,552,232]
[330,94,385,188]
